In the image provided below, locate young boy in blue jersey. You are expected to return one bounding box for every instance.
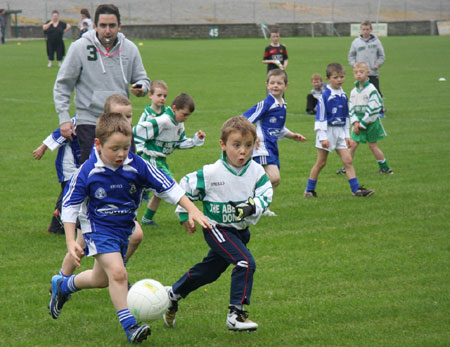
[304,62,374,197]
[48,112,211,344]
[134,93,205,226]
[163,116,273,332]
[243,69,306,216]
[33,116,81,234]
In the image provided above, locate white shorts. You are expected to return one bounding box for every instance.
[315,127,348,152]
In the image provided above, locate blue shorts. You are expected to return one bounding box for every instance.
[253,155,280,168]
[83,232,128,259]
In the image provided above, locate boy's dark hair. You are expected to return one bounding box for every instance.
[270,27,280,35]
[96,112,132,144]
[80,8,91,18]
[266,68,288,84]
[221,116,256,144]
[95,4,120,25]
[361,20,372,29]
[172,93,195,113]
[150,80,168,94]
[52,10,59,15]
[326,63,345,78]
[104,94,131,113]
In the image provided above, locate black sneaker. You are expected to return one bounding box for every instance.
[379,168,393,174]
[304,190,317,198]
[336,167,346,175]
[353,186,374,197]
[127,324,151,344]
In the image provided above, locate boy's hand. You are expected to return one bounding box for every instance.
[345,138,351,147]
[60,121,75,141]
[292,133,307,142]
[67,241,84,268]
[254,136,261,150]
[32,144,47,160]
[197,130,206,140]
[229,197,256,222]
[321,139,330,148]
[181,220,196,234]
[353,122,361,134]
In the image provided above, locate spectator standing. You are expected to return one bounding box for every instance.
[43,10,71,67]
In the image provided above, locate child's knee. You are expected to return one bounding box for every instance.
[130,228,143,245]
[109,266,128,284]
[271,177,280,188]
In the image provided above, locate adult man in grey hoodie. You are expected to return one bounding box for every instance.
[348,20,385,97]
[54,4,150,163]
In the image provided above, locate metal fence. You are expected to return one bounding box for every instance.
[4,0,450,25]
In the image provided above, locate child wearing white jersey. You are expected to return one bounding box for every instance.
[163,116,273,332]
[348,62,392,174]
[133,93,205,226]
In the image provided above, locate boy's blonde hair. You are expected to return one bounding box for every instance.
[267,69,288,84]
[104,94,131,113]
[172,93,195,113]
[150,80,168,94]
[325,62,345,78]
[311,73,323,81]
[96,112,132,145]
[354,62,369,71]
[361,20,372,29]
[221,116,256,144]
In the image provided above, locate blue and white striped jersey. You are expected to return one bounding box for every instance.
[62,149,184,237]
[315,86,350,133]
[243,94,289,158]
[43,117,80,182]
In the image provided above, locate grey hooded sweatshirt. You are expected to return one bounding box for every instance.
[53,30,150,126]
[348,34,385,77]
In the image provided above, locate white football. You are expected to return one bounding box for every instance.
[127,279,170,322]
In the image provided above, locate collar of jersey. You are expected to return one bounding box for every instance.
[354,80,371,90]
[94,148,133,171]
[164,107,178,124]
[269,93,287,107]
[220,151,251,176]
[326,85,345,96]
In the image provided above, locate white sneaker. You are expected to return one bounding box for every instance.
[262,209,277,217]
[163,286,178,328]
[47,62,52,67]
[226,306,258,332]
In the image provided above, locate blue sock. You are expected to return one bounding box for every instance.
[306,178,317,192]
[60,275,80,295]
[118,308,137,334]
[348,178,359,193]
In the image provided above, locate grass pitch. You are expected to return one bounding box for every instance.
[0,35,449,346]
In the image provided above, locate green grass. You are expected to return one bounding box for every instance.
[0,35,449,346]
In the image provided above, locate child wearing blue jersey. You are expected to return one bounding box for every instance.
[163,116,273,332]
[243,69,306,215]
[48,113,211,344]
[33,116,80,234]
[304,63,374,197]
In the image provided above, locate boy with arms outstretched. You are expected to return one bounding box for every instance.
[163,116,272,332]
[349,62,392,174]
[48,113,210,344]
[304,63,374,197]
[134,93,205,226]
[243,69,306,215]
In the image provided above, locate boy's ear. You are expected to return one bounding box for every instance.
[219,139,226,151]
[94,138,102,152]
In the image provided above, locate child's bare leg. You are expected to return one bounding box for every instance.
[125,221,143,262]
[73,258,109,289]
[309,148,328,180]
[336,148,356,179]
[348,139,359,158]
[148,195,161,211]
[263,164,280,190]
[61,229,85,276]
[368,142,385,161]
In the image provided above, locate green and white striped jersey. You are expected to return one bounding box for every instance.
[133,107,204,157]
[349,81,383,128]
[176,152,273,230]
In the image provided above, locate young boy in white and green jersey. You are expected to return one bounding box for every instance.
[137,80,169,125]
[346,62,392,174]
[133,93,205,226]
[163,116,273,332]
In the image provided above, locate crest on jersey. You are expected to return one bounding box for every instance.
[95,187,107,199]
[269,116,277,123]
[129,183,137,194]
